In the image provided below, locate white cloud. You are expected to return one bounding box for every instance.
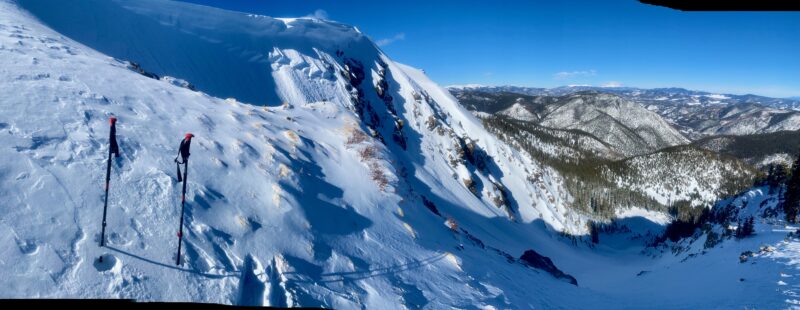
[306,9,328,20]
[376,33,406,47]
[553,70,597,80]
[602,81,623,87]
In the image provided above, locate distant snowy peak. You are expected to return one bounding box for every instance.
[498,103,538,121]
[455,90,689,158]
[704,94,730,100]
[446,84,487,90]
[543,92,689,155]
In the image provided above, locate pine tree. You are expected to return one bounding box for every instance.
[736,221,743,238]
[590,221,600,244]
[769,164,787,195]
[767,164,775,187]
[784,154,800,223]
[736,219,744,239]
[704,230,720,249]
[736,216,755,238]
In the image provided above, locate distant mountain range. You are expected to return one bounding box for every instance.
[448,85,800,111]
[455,90,688,158]
[450,85,800,140]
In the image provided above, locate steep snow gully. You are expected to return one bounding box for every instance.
[2,0,800,308]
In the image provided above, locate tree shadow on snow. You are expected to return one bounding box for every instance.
[597,215,667,250]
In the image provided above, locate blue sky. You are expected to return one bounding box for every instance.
[177,0,800,98]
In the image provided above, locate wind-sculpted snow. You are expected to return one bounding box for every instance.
[17,0,371,106]
[0,0,592,306]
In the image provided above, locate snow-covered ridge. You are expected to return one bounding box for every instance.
[15,0,582,230]
[18,0,372,106]
[0,0,594,305]
[608,147,757,207]
[498,103,539,122]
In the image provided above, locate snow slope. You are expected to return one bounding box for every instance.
[17,0,582,231]
[2,0,798,308]
[607,147,757,207]
[0,0,590,306]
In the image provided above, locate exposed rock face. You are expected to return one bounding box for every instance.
[519,250,578,286]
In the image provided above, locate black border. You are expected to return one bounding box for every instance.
[0,299,326,309]
[639,0,800,11]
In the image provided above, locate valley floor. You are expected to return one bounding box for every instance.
[577,221,800,309]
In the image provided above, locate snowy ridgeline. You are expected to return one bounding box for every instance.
[2,0,800,308]
[0,0,586,307]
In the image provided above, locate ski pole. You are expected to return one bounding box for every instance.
[176,133,193,266]
[176,157,188,266]
[100,116,119,247]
